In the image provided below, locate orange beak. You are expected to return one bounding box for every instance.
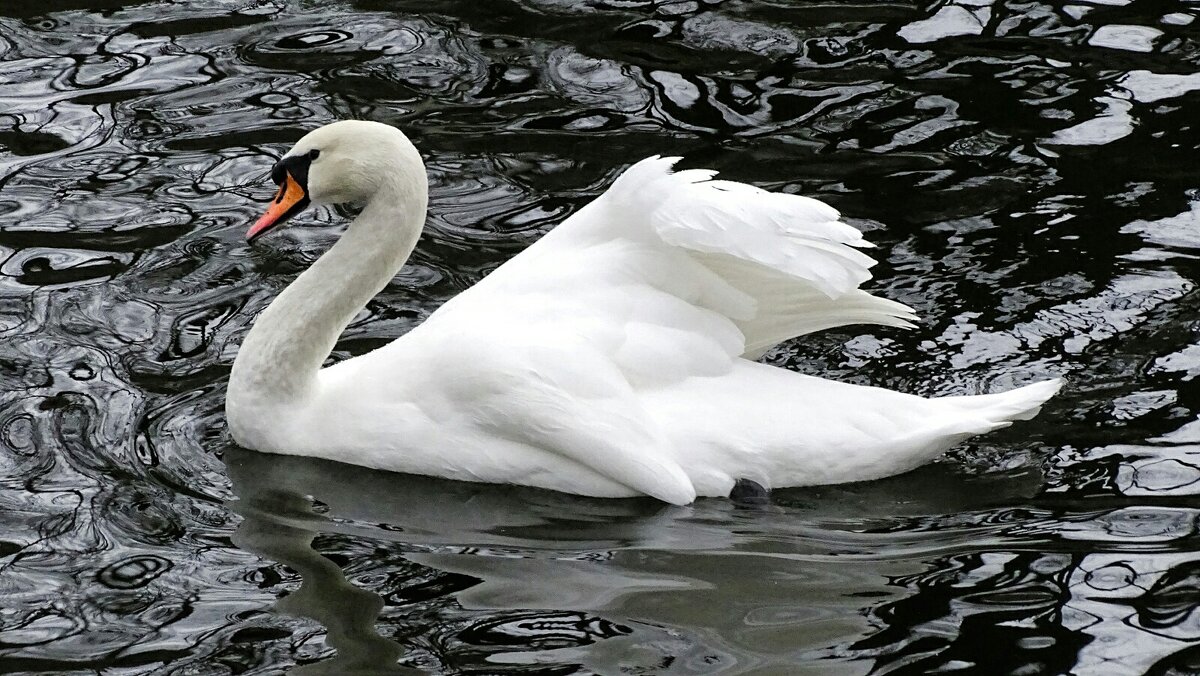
[248,171,310,242]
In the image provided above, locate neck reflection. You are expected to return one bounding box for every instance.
[225,448,422,675]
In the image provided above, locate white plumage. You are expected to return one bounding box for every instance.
[226,120,1061,505]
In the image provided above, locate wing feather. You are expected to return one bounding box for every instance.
[598,156,917,353]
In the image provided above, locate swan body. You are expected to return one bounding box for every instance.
[227,120,1061,504]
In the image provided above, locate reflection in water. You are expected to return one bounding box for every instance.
[1,0,1200,671]
[227,454,418,675]
[220,444,1200,674]
[221,447,702,673]
[220,447,962,671]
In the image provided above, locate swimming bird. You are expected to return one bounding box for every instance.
[226,120,1061,505]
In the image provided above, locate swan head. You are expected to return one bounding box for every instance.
[248,120,424,242]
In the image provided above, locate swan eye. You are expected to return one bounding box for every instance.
[308,149,320,160]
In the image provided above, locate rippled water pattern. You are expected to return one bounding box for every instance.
[1,0,1199,673]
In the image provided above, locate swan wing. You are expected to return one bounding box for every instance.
[457,333,698,505]
[617,156,918,356]
[449,155,917,373]
[388,157,915,498]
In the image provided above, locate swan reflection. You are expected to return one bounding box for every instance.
[222,445,690,672]
[222,444,1056,673]
[224,442,1200,673]
[226,448,423,675]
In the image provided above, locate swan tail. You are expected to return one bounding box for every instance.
[811,378,1064,485]
[942,378,1065,425]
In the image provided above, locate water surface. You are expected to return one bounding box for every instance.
[1,0,1199,673]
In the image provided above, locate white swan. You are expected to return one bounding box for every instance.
[226,120,1062,505]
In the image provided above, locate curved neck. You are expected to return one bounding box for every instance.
[230,178,426,404]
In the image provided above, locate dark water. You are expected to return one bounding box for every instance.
[1,0,1198,673]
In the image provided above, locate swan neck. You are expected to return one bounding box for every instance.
[229,181,425,406]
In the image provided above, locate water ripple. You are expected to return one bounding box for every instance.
[0,0,1198,672]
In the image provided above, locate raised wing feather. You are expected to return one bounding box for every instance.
[607,157,877,297]
[595,156,918,356]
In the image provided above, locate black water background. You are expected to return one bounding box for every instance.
[1,0,1199,673]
